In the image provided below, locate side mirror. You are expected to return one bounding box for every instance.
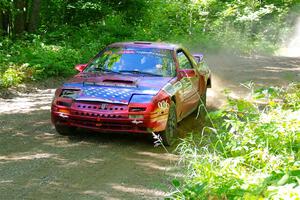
[193,53,204,63]
[75,64,88,72]
[178,69,196,78]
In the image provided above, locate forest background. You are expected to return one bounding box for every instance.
[0,0,299,87]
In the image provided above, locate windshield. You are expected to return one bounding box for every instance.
[84,47,176,77]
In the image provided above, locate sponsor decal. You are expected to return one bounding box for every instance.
[156,100,169,114]
[163,81,185,96]
[162,83,176,96]
[158,100,169,110]
[162,77,193,96]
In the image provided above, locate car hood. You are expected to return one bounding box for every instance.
[62,73,173,104]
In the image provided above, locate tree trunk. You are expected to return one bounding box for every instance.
[0,12,3,35]
[14,0,26,35]
[27,0,41,33]
[2,11,10,36]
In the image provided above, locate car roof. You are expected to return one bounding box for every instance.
[108,41,180,51]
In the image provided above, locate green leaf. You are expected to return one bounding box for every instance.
[172,179,181,188]
[295,177,300,185]
[277,174,289,186]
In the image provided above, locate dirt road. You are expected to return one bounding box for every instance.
[0,55,299,199]
[206,55,300,108]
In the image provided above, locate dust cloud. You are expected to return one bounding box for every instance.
[277,16,300,57]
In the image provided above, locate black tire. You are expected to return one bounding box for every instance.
[160,101,177,146]
[55,124,76,136]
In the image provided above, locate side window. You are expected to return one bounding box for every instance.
[177,51,193,69]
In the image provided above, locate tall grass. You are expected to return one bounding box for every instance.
[170,83,300,199]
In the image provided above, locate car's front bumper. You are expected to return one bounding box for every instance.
[51,101,169,134]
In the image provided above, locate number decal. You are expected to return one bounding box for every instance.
[157,100,169,114]
[158,100,169,109]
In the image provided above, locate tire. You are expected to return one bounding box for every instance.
[160,101,177,146]
[55,124,76,136]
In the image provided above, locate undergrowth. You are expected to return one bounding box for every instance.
[0,17,128,88]
[1,1,298,88]
[0,36,81,87]
[169,83,300,199]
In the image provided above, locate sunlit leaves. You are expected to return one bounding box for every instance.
[171,83,300,199]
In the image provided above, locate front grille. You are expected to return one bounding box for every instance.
[73,101,127,111]
[71,101,128,119]
[72,111,126,119]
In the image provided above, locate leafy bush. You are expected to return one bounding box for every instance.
[0,36,83,86]
[1,0,299,88]
[0,64,31,87]
[170,83,300,199]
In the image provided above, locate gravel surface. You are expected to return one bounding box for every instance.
[0,55,299,199]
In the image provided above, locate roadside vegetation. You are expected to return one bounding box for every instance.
[0,0,299,87]
[169,83,300,199]
[0,1,299,199]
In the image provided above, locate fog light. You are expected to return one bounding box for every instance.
[129,115,144,119]
[58,108,70,114]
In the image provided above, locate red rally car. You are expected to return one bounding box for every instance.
[51,42,211,145]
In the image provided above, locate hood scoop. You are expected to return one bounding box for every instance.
[82,78,137,88]
[103,79,135,85]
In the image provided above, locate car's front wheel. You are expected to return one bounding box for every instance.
[160,101,177,146]
[55,124,76,136]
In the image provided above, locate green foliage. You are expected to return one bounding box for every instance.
[171,83,300,199]
[0,64,29,87]
[0,36,81,86]
[1,0,299,87]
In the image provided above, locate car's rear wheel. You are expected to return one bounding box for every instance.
[55,124,76,136]
[160,101,177,146]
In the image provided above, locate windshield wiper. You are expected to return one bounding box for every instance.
[94,68,121,74]
[119,70,162,77]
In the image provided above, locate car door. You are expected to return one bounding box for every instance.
[176,49,200,118]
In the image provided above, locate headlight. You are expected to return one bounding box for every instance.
[130,94,153,103]
[60,89,80,99]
